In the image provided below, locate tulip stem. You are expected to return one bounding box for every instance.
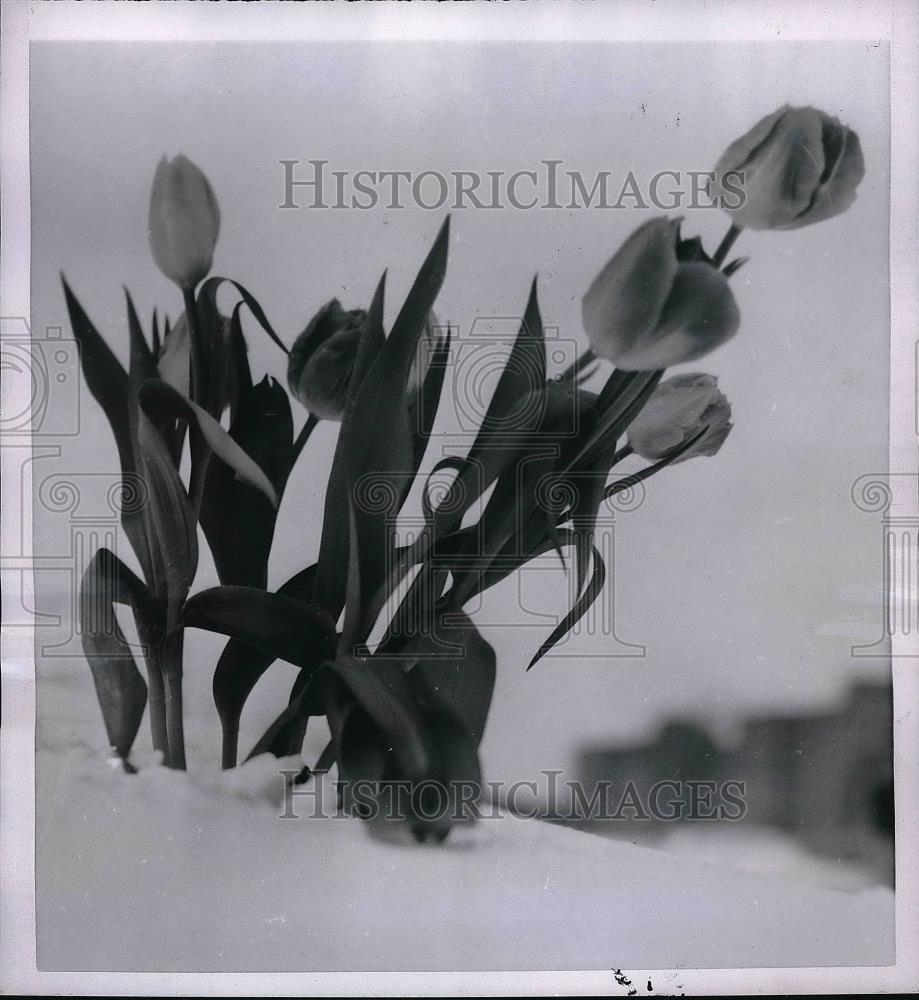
[291,413,320,467]
[182,287,206,407]
[712,224,743,269]
[313,739,336,774]
[160,630,187,770]
[146,658,168,762]
[560,348,596,382]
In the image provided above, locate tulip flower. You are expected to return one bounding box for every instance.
[287,299,367,420]
[710,105,865,231]
[582,217,740,371]
[627,372,732,463]
[148,154,221,289]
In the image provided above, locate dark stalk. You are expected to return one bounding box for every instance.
[712,223,743,269]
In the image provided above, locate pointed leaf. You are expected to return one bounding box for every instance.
[181,585,337,669]
[138,379,278,507]
[410,323,451,470]
[568,369,662,471]
[245,666,326,762]
[200,376,293,588]
[62,277,153,581]
[314,271,387,618]
[528,543,607,669]
[342,219,451,646]
[124,289,158,386]
[79,548,154,758]
[604,426,709,500]
[473,275,547,444]
[404,611,495,747]
[328,656,432,780]
[430,277,547,542]
[135,407,198,627]
[198,276,289,358]
[212,564,319,768]
[151,309,161,355]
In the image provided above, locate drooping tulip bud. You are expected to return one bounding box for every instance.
[710,105,865,231]
[582,217,740,371]
[148,155,221,289]
[287,299,367,420]
[627,372,732,464]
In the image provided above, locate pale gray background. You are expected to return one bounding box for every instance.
[30,40,890,783]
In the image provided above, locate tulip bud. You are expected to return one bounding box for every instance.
[287,299,367,420]
[148,155,221,289]
[627,372,732,464]
[710,105,865,231]
[582,217,740,371]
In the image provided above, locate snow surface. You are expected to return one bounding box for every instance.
[36,673,894,973]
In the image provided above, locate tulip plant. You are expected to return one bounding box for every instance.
[65,106,863,839]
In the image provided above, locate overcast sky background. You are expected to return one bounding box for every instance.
[30,41,889,780]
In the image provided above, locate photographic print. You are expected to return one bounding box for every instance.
[2,1,917,995]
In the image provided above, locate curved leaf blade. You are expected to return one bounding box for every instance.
[135,406,198,626]
[342,218,451,647]
[138,379,278,507]
[200,375,293,588]
[212,564,319,768]
[527,543,607,670]
[181,585,337,669]
[62,277,153,581]
[79,548,153,759]
[314,270,387,618]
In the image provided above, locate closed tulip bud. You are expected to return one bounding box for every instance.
[287,299,367,420]
[148,154,221,289]
[583,217,740,371]
[710,105,865,231]
[627,372,732,464]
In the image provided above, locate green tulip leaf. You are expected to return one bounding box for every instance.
[244,663,328,762]
[124,289,158,385]
[527,542,607,670]
[199,375,293,589]
[569,369,663,471]
[197,276,289,359]
[410,323,451,470]
[404,610,496,747]
[212,563,319,769]
[135,407,199,629]
[341,218,450,649]
[62,277,154,583]
[604,425,710,503]
[314,270,387,620]
[138,379,278,508]
[79,548,154,760]
[328,656,433,780]
[430,277,547,543]
[180,585,337,669]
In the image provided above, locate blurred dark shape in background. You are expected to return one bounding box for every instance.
[575,680,894,887]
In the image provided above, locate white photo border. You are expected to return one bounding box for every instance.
[2,0,916,994]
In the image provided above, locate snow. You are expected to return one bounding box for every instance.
[36,674,894,973]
